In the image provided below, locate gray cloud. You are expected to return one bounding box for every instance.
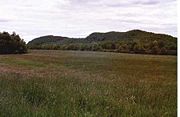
[133,0,159,5]
[0,0,177,42]
[0,19,10,22]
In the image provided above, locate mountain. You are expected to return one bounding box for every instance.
[27,29,177,55]
[27,35,68,46]
[86,30,176,42]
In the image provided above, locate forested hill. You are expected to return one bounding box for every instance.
[27,30,177,55]
[86,30,176,42]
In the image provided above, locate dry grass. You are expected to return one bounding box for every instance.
[0,50,177,117]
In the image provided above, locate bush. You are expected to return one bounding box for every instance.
[91,43,102,51]
[160,47,167,55]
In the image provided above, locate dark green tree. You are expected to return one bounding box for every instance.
[0,31,27,54]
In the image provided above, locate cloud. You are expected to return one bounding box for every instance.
[0,0,177,42]
[0,19,10,22]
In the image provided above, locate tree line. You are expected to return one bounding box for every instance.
[28,40,177,55]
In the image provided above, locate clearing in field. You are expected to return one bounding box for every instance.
[0,50,177,117]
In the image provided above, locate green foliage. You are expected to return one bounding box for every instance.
[0,31,27,54]
[27,30,177,55]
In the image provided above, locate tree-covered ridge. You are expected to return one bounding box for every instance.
[0,31,27,54]
[27,29,177,55]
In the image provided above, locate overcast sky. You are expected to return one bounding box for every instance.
[0,0,177,42]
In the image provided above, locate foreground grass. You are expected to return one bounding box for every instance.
[0,50,177,117]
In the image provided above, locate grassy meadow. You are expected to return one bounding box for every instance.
[0,50,177,117]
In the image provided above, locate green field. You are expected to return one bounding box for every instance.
[0,50,177,117]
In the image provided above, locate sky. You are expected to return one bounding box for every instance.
[0,0,177,42]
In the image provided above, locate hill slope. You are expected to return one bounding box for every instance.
[27,29,177,55]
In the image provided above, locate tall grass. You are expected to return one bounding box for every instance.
[0,50,177,117]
